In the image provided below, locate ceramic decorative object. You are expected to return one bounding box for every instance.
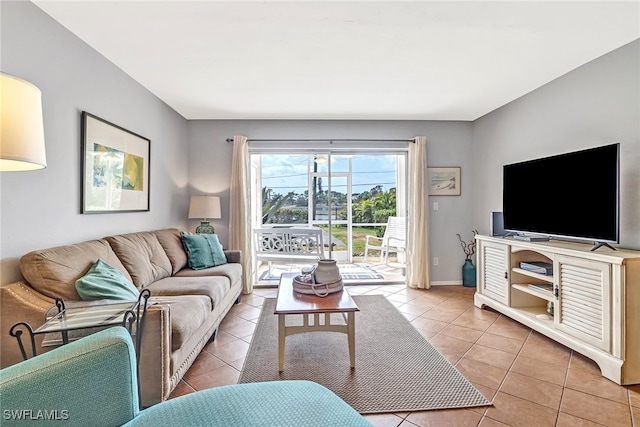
[462,258,477,288]
[293,259,343,297]
[457,231,478,288]
[195,221,215,234]
[313,259,341,284]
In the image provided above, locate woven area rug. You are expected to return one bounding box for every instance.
[238,295,491,414]
[339,264,384,280]
[259,263,383,281]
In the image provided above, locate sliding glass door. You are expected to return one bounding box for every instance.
[309,154,349,261]
[253,149,406,264]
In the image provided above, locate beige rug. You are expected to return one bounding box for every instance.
[238,295,491,414]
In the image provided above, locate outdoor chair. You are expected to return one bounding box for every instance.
[363,216,406,264]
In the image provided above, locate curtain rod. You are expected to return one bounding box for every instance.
[225,138,415,143]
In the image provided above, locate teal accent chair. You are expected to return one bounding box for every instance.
[0,327,371,427]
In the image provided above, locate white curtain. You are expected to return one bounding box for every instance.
[406,136,430,289]
[229,135,255,294]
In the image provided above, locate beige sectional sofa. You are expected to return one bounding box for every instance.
[0,228,243,407]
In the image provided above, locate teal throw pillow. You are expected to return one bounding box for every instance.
[180,232,227,270]
[75,259,140,301]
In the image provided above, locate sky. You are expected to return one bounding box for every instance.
[259,154,398,196]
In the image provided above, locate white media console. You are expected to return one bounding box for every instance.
[474,235,640,385]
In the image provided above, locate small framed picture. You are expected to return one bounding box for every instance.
[81,112,150,213]
[428,167,461,196]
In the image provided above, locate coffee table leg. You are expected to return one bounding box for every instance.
[347,312,355,368]
[278,314,285,371]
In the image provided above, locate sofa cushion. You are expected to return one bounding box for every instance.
[123,380,372,427]
[145,276,230,311]
[174,263,242,288]
[20,239,132,301]
[154,228,188,275]
[75,259,140,301]
[0,327,139,427]
[150,296,211,352]
[180,233,227,270]
[105,232,172,289]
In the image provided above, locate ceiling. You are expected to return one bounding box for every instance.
[32,1,639,121]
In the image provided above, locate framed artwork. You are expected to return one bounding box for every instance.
[428,167,461,196]
[81,111,150,213]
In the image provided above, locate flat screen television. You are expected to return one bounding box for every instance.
[503,143,619,250]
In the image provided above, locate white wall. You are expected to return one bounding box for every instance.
[0,1,190,284]
[472,40,640,250]
[187,119,474,283]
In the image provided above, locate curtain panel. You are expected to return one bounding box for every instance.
[407,136,430,289]
[229,135,255,294]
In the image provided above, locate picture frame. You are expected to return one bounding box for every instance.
[427,167,461,196]
[81,111,150,213]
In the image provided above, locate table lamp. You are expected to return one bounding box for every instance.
[188,196,221,234]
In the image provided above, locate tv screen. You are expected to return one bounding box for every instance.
[503,143,619,244]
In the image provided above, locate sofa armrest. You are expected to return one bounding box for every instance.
[223,249,242,264]
[137,303,171,407]
[1,282,55,368]
[0,327,139,427]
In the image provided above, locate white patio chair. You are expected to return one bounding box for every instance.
[363,216,406,264]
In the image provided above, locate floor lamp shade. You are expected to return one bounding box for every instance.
[188,196,222,234]
[0,73,47,171]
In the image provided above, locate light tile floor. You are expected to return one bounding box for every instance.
[169,284,640,427]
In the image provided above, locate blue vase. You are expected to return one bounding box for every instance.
[462,259,476,287]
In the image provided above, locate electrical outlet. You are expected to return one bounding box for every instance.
[433,202,439,211]
[433,257,439,266]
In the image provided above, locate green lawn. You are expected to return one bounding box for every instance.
[318,226,381,256]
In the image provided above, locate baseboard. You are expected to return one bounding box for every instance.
[431,280,464,286]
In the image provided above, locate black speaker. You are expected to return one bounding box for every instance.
[491,212,507,236]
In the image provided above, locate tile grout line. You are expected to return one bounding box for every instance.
[461,312,505,423]
[476,325,534,426]
[421,292,498,426]
[553,349,574,426]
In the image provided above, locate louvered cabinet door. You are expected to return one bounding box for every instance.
[556,255,611,351]
[479,240,510,305]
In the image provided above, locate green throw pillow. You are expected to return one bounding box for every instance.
[180,232,227,270]
[75,259,140,301]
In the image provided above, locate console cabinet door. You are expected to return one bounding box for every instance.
[478,240,510,305]
[556,255,611,351]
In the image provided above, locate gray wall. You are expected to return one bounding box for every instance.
[0,1,190,284]
[187,120,474,283]
[2,1,637,287]
[472,39,640,250]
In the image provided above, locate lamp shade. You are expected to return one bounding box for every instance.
[0,73,47,171]
[188,196,222,220]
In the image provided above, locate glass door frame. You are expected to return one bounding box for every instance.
[308,153,351,261]
[249,142,409,267]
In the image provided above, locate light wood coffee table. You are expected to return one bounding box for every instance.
[275,272,360,371]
